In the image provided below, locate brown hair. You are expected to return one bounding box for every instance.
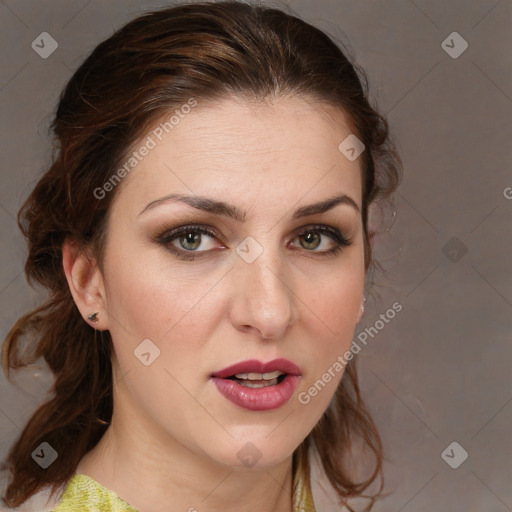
[1,1,401,510]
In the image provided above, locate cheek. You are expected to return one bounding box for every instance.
[103,250,218,340]
[298,262,363,388]
[102,253,226,391]
[302,265,364,335]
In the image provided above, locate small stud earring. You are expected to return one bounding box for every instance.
[87,312,99,322]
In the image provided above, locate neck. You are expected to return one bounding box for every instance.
[76,403,296,512]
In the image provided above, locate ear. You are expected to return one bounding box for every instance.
[62,239,108,331]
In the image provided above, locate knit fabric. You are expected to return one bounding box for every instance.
[48,465,316,512]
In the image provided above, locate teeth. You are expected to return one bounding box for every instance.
[238,378,279,388]
[234,371,285,381]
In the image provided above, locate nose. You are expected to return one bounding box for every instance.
[228,245,297,340]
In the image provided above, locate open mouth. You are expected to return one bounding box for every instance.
[211,358,301,411]
[225,371,287,388]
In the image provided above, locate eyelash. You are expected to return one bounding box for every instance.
[153,223,352,261]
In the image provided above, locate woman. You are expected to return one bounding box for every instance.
[1,1,401,511]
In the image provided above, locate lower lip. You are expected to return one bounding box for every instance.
[211,375,301,411]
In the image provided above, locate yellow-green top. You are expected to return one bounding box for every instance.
[48,466,316,512]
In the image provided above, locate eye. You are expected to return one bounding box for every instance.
[154,225,223,261]
[153,223,352,261]
[292,225,352,255]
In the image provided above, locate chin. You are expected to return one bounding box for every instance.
[205,432,300,471]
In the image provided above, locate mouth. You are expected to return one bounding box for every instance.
[210,358,301,411]
[212,358,301,378]
[224,370,287,388]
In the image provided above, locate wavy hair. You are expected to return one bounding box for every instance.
[1,1,401,510]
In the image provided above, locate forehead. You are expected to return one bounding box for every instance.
[111,95,363,216]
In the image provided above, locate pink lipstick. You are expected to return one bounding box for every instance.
[211,358,301,411]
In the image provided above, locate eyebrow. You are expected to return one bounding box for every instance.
[138,193,360,220]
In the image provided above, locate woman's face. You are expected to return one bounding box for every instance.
[98,95,365,469]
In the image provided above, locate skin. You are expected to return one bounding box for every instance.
[63,95,366,512]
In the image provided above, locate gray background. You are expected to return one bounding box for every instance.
[0,0,511,511]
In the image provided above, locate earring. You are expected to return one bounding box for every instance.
[361,297,367,314]
[87,312,99,322]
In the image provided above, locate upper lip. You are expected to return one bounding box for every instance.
[211,358,301,378]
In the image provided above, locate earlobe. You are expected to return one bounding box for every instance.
[62,240,108,330]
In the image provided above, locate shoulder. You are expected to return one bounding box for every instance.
[45,475,138,512]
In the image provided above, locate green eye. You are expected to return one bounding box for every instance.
[154,223,352,261]
[155,225,220,261]
[294,225,352,254]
